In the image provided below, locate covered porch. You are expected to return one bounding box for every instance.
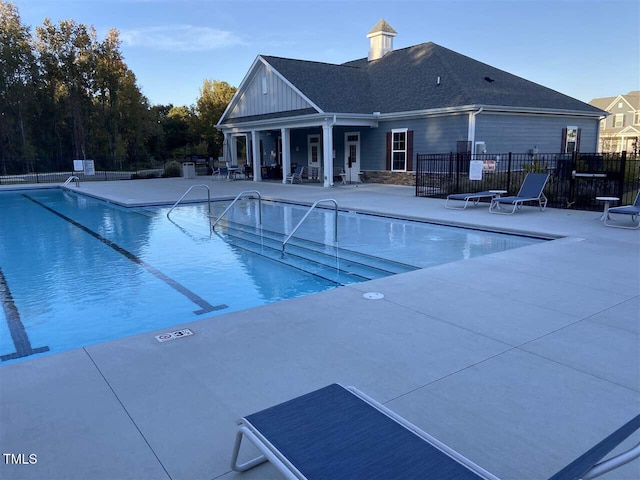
[219,113,379,187]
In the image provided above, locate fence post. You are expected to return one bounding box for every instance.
[451,152,459,192]
[618,151,627,200]
[507,152,512,192]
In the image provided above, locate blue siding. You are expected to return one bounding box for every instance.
[475,114,600,153]
[360,116,469,170]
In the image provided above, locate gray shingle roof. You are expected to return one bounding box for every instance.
[262,42,604,116]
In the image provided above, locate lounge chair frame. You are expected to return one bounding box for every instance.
[230,383,640,480]
[231,384,498,480]
[489,173,550,215]
[445,191,497,210]
[604,192,640,229]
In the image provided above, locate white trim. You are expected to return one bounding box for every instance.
[218,56,324,126]
[605,94,634,112]
[390,128,408,172]
[344,131,361,183]
[259,56,324,112]
[307,134,321,168]
[218,103,603,133]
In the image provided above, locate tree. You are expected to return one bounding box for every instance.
[94,28,127,160]
[163,105,197,155]
[195,79,236,158]
[34,18,98,159]
[116,70,152,163]
[0,1,37,164]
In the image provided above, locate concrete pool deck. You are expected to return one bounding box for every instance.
[1,177,638,480]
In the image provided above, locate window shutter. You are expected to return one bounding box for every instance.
[407,130,414,171]
[576,128,581,152]
[386,132,391,170]
[561,128,567,153]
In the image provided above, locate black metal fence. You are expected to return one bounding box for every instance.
[416,151,640,211]
[0,155,216,185]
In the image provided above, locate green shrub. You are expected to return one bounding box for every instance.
[163,161,182,178]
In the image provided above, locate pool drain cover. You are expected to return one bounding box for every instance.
[363,292,384,300]
[155,328,194,343]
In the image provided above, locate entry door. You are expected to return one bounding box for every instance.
[344,133,360,183]
[307,135,321,180]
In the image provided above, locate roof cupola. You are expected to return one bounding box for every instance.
[367,19,397,61]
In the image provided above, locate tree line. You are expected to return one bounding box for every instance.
[0,1,236,173]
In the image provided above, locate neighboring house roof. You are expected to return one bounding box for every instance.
[221,41,604,125]
[590,90,640,112]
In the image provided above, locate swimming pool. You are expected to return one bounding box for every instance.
[0,189,544,365]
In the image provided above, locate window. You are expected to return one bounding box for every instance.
[634,112,640,125]
[564,126,578,153]
[614,114,624,128]
[308,135,321,165]
[391,129,407,171]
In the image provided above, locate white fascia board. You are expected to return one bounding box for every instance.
[216,56,265,126]
[217,55,324,127]
[218,113,378,133]
[373,104,603,121]
[259,57,324,114]
[472,105,606,118]
[618,125,640,135]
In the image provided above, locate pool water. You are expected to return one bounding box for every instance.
[0,189,544,365]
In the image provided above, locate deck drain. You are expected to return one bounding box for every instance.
[363,292,384,300]
[155,328,194,343]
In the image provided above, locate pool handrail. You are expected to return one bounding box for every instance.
[282,199,338,254]
[166,184,212,219]
[63,175,80,187]
[212,190,262,231]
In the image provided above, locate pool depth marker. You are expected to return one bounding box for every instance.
[23,195,227,315]
[0,267,50,361]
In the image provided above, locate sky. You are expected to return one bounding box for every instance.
[11,0,640,108]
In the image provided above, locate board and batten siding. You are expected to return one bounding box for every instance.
[228,62,314,119]
[475,113,600,153]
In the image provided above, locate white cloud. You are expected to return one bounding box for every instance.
[120,25,245,52]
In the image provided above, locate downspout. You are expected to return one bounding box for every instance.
[597,114,606,153]
[468,107,483,151]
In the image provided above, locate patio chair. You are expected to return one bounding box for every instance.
[489,173,550,215]
[230,383,640,480]
[604,191,640,229]
[212,166,228,180]
[286,165,304,184]
[445,191,497,210]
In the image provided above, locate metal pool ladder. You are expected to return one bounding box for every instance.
[211,190,262,231]
[63,175,80,187]
[282,199,338,254]
[166,184,212,219]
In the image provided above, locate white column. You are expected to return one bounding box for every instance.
[281,128,291,184]
[223,133,231,164]
[322,122,334,187]
[251,131,261,182]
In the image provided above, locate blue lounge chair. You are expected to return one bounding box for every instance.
[231,383,640,480]
[489,173,550,214]
[287,166,305,184]
[445,191,497,210]
[604,191,640,229]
